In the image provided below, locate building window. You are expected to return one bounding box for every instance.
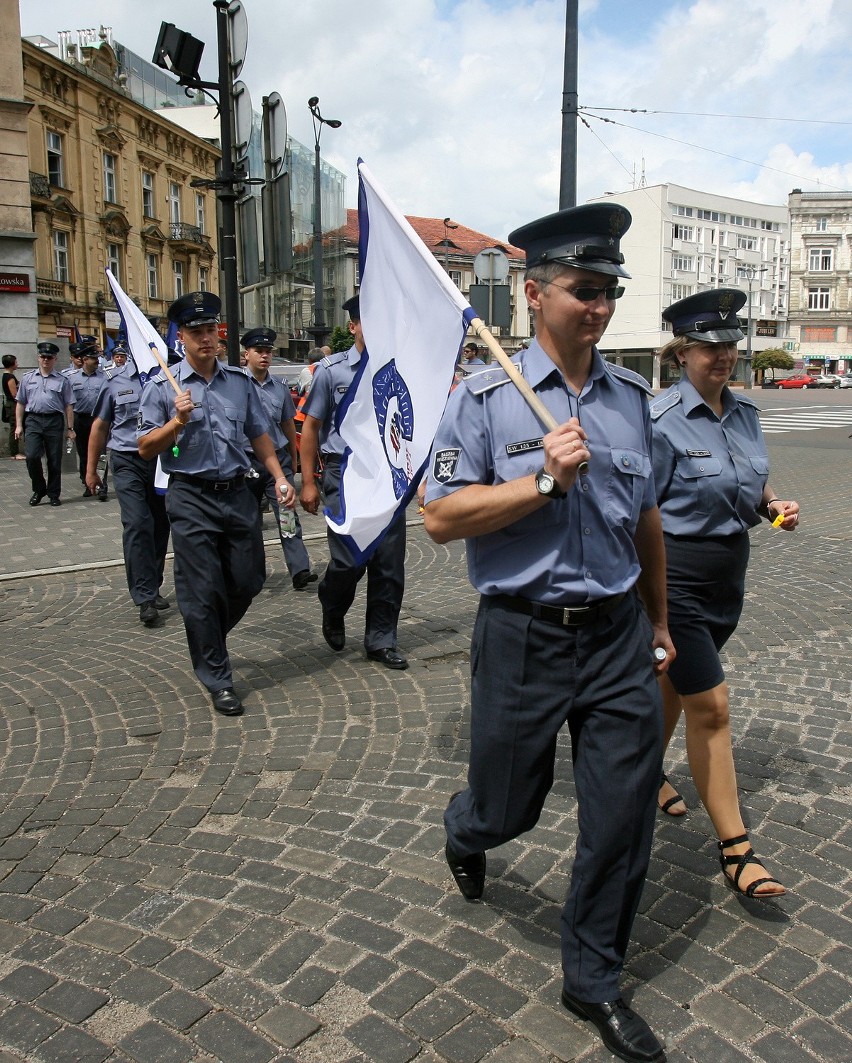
[103,153,117,203]
[199,266,208,292]
[195,193,206,234]
[142,172,155,217]
[448,269,462,288]
[697,209,725,222]
[52,230,69,282]
[146,253,159,299]
[670,284,694,301]
[169,182,181,224]
[737,234,757,250]
[107,243,121,283]
[672,205,693,217]
[672,224,694,241]
[47,131,64,187]
[815,216,828,232]
[808,247,833,271]
[672,255,694,272]
[808,287,831,310]
[173,261,184,298]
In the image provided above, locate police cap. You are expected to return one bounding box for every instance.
[69,335,99,356]
[509,203,632,279]
[167,291,221,328]
[342,295,360,320]
[240,326,277,349]
[662,288,746,343]
[36,341,59,357]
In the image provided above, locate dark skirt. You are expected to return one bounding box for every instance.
[664,531,750,696]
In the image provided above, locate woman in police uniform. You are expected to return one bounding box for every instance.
[651,289,799,899]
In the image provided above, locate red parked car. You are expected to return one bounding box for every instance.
[774,375,816,389]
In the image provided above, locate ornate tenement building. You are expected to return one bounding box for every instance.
[23,31,220,358]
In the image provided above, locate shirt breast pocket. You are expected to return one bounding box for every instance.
[222,403,245,441]
[676,455,723,515]
[605,447,651,527]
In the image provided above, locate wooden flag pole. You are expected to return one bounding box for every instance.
[147,343,183,396]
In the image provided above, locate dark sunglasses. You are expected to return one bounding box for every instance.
[549,282,625,302]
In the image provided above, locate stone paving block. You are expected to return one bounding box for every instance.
[252,931,324,985]
[122,935,175,967]
[454,969,528,1019]
[751,1030,823,1062]
[725,973,805,1027]
[690,990,765,1043]
[330,913,404,955]
[118,1020,195,1063]
[432,1011,509,1063]
[755,946,820,992]
[0,964,57,1002]
[513,1001,591,1060]
[341,955,398,995]
[37,1025,113,1062]
[157,898,221,940]
[190,1011,278,1062]
[28,906,88,936]
[155,948,224,990]
[402,990,473,1042]
[370,970,435,1020]
[256,1002,322,1049]
[112,967,174,1006]
[205,971,279,1020]
[71,918,141,954]
[482,1039,553,1063]
[149,987,212,1031]
[676,1024,754,1061]
[281,964,337,1007]
[393,940,466,982]
[1,1002,62,1052]
[796,1015,852,1061]
[345,1013,420,1063]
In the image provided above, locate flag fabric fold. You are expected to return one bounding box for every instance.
[329,160,475,562]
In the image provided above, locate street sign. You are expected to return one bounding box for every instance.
[233,80,253,162]
[227,1,248,78]
[474,247,510,283]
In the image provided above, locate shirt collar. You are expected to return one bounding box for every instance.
[176,357,227,384]
[677,375,737,418]
[522,338,608,392]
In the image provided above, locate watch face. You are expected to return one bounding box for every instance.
[536,470,556,494]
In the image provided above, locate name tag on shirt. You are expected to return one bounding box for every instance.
[506,437,544,455]
[686,449,712,457]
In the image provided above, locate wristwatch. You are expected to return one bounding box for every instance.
[535,467,566,499]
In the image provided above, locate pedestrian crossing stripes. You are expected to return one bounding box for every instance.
[758,406,852,434]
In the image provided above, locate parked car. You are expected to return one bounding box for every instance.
[268,361,304,391]
[774,374,815,389]
[839,375,852,388]
[812,373,842,388]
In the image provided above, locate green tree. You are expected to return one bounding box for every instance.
[752,348,794,382]
[329,325,351,353]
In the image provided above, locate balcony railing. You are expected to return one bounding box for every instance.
[37,277,72,300]
[169,222,204,244]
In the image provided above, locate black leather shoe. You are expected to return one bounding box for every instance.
[322,612,345,651]
[82,486,93,498]
[98,488,108,501]
[366,647,409,670]
[49,497,61,507]
[29,492,45,507]
[211,689,244,716]
[153,595,170,610]
[139,602,160,626]
[292,570,318,591]
[445,840,486,901]
[560,992,665,1063]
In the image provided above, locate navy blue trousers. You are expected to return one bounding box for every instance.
[110,451,170,606]
[24,412,64,500]
[445,591,663,1001]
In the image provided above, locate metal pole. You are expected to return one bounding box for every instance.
[214,0,241,365]
[746,269,754,389]
[559,0,579,209]
[312,133,326,345]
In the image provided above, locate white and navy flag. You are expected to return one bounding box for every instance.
[329,160,475,562]
[105,268,168,383]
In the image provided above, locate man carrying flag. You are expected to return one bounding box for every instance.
[299,296,408,670]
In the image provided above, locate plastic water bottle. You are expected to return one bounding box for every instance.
[280,507,297,538]
[65,437,73,454]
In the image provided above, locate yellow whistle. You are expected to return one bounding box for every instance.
[771,512,784,528]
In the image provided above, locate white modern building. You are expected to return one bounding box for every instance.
[587,184,789,386]
[787,190,852,374]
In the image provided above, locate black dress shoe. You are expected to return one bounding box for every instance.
[322,612,345,651]
[98,488,108,501]
[292,570,318,591]
[29,492,45,507]
[211,689,244,716]
[560,992,665,1063]
[366,647,409,670]
[139,602,160,626]
[49,497,62,507]
[82,486,93,498]
[153,595,170,610]
[445,840,486,901]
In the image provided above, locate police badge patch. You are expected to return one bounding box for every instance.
[433,448,461,484]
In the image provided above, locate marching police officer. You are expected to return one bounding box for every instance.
[68,337,108,499]
[138,292,294,717]
[241,326,317,590]
[299,296,408,670]
[424,204,671,1063]
[15,341,75,507]
[86,348,171,628]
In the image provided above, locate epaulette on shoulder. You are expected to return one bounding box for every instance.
[606,361,654,396]
[734,393,760,411]
[465,362,522,396]
[321,351,346,369]
[649,387,682,421]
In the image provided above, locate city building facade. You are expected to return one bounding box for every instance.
[587,184,789,386]
[787,190,852,375]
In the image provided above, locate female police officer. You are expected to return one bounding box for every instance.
[651,288,799,898]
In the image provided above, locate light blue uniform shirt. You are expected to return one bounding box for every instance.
[17,369,74,414]
[68,368,105,415]
[138,358,268,479]
[244,370,296,458]
[301,346,360,456]
[650,377,769,536]
[93,366,144,452]
[425,339,656,605]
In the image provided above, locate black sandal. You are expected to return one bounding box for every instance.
[658,772,687,816]
[718,833,785,898]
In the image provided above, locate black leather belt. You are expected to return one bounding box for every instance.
[172,472,246,492]
[493,592,627,627]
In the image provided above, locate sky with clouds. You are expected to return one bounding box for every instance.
[19,0,852,239]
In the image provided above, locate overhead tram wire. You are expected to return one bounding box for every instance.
[583,106,852,128]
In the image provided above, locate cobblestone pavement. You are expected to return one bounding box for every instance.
[0,427,850,1063]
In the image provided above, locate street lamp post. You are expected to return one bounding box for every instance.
[308,96,341,347]
[742,264,768,390]
[442,218,458,272]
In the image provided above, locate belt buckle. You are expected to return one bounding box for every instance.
[562,605,590,626]
[212,480,230,492]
